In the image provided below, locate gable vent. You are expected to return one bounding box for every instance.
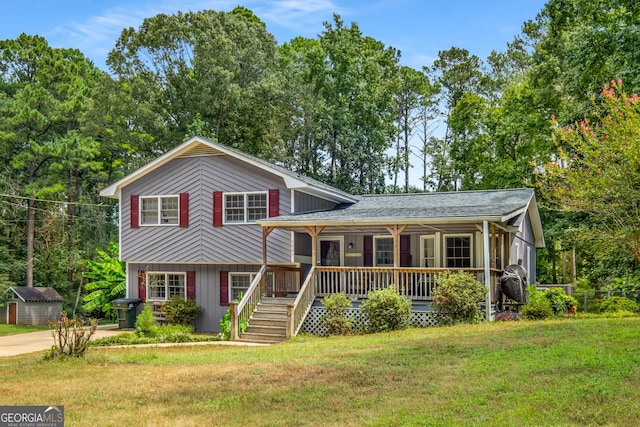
[177,143,224,158]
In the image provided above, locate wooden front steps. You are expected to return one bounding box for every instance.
[238,297,293,344]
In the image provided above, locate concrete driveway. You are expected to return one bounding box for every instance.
[0,326,269,357]
[0,325,125,357]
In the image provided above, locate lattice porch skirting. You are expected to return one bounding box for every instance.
[300,306,442,336]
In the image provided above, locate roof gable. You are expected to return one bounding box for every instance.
[100,136,356,204]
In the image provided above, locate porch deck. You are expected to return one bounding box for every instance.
[231,265,502,341]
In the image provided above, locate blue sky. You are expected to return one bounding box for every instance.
[1,0,547,71]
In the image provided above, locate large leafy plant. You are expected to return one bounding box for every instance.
[82,242,125,319]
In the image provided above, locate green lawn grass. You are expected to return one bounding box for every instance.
[0,324,49,336]
[1,317,639,426]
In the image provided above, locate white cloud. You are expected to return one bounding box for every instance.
[256,0,343,33]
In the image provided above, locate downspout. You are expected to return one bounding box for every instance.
[483,220,491,321]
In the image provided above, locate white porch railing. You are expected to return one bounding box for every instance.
[286,266,317,339]
[315,267,501,301]
[231,265,267,340]
[231,265,302,340]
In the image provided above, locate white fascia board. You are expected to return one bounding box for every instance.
[100,137,202,197]
[258,215,505,228]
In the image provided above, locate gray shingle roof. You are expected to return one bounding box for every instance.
[10,286,64,303]
[260,188,535,224]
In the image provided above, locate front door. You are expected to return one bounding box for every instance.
[319,238,343,266]
[318,237,344,294]
[8,302,16,324]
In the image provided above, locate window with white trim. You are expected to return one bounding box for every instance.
[421,235,437,267]
[230,272,257,301]
[224,192,267,224]
[147,272,186,300]
[375,236,394,267]
[140,196,179,225]
[445,235,472,268]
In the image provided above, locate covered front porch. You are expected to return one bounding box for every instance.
[230,219,510,341]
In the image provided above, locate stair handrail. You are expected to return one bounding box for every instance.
[287,266,316,338]
[231,264,267,340]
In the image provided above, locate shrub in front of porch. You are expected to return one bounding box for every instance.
[520,286,553,320]
[361,286,411,333]
[161,296,203,325]
[432,271,486,325]
[321,293,353,335]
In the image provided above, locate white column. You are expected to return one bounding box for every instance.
[483,220,491,321]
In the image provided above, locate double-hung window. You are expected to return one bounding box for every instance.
[445,235,472,268]
[230,273,256,301]
[224,192,267,224]
[374,237,394,267]
[140,196,179,225]
[147,272,186,300]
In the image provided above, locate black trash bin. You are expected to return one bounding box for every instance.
[112,298,142,329]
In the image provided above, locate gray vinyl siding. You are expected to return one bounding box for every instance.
[0,306,5,323]
[294,190,340,213]
[127,262,262,333]
[511,212,536,284]
[8,300,63,325]
[121,154,291,263]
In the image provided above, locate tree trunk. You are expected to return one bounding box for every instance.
[26,194,35,287]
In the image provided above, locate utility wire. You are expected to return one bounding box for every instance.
[0,193,114,208]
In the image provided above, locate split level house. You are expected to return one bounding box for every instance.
[100,136,544,342]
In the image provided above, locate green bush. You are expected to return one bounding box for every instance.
[361,285,411,333]
[161,296,203,325]
[432,271,486,325]
[321,293,353,335]
[544,287,579,315]
[219,294,247,340]
[135,303,158,337]
[599,296,639,314]
[521,286,554,320]
[47,312,97,358]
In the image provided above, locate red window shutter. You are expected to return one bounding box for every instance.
[400,235,411,267]
[137,270,146,302]
[363,235,373,267]
[130,195,139,228]
[213,191,223,227]
[179,193,189,228]
[186,271,196,300]
[220,271,229,306]
[268,189,279,217]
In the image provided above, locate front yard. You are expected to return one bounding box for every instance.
[0,324,49,336]
[0,317,638,426]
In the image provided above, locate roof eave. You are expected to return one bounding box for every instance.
[258,215,506,228]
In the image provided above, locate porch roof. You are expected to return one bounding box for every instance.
[259,188,544,247]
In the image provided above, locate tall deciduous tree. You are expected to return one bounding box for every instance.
[107,7,285,160]
[538,81,640,262]
[309,15,400,194]
[391,66,435,193]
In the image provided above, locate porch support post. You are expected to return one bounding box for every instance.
[384,224,408,287]
[490,224,497,269]
[303,226,325,266]
[262,226,275,266]
[483,220,491,321]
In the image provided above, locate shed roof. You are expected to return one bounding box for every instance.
[10,286,64,303]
